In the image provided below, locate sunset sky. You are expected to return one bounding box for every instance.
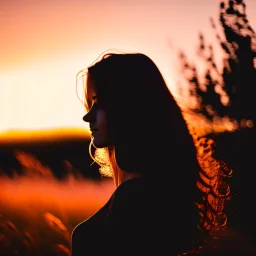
[1,0,256,133]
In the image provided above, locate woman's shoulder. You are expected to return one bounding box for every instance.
[71,219,88,237]
[72,192,114,234]
[71,214,98,243]
[71,195,115,255]
[71,179,143,235]
[116,177,146,192]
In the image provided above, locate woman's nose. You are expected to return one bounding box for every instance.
[83,107,96,123]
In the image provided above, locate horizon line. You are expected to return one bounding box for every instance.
[0,127,90,143]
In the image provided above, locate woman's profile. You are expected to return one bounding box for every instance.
[71,51,207,255]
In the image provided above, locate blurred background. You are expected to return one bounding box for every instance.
[1,0,256,255]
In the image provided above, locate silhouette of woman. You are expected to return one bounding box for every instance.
[71,52,206,255]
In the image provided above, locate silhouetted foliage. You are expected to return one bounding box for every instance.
[177,0,256,254]
[179,0,256,125]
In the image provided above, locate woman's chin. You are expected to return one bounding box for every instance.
[92,139,108,148]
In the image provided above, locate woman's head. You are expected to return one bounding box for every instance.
[80,52,200,183]
[83,53,175,146]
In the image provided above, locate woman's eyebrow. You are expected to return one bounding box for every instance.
[86,95,96,105]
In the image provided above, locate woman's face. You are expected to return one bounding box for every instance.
[83,76,109,148]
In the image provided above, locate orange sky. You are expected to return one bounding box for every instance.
[1,0,256,132]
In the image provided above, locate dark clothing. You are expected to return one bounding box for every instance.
[71,177,200,256]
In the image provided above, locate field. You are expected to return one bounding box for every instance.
[0,131,115,256]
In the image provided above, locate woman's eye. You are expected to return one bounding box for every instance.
[92,96,97,103]
[87,98,100,112]
[91,96,98,106]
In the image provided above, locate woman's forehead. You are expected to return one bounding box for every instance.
[86,75,97,97]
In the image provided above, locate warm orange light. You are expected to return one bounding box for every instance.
[0,127,90,143]
[0,176,114,218]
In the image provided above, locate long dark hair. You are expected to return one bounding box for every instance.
[78,52,211,252]
[86,53,200,181]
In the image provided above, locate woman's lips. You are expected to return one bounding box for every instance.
[90,129,98,135]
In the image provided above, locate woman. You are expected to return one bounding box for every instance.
[71,52,206,255]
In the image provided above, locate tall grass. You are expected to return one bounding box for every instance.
[0,151,114,256]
